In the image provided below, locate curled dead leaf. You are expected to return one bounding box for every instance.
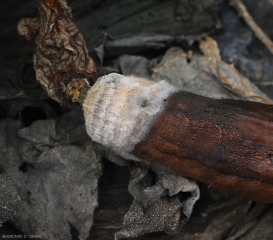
[17,0,97,105]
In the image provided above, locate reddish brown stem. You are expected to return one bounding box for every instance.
[133,91,273,203]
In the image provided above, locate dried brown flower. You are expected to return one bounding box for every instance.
[17,0,97,105]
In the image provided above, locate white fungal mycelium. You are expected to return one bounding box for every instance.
[83,73,178,160]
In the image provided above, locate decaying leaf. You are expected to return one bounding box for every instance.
[17,0,97,105]
[0,174,20,226]
[0,112,101,239]
[115,165,199,239]
[198,37,272,104]
[153,47,272,104]
[200,36,221,60]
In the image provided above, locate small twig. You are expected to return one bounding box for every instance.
[252,81,273,85]
[230,0,273,55]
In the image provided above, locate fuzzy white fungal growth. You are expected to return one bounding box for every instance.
[83,73,178,160]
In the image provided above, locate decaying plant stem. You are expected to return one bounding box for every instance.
[230,0,273,55]
[84,73,273,203]
[17,0,97,105]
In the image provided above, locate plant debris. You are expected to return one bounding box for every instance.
[0,174,20,226]
[0,111,101,239]
[230,0,273,55]
[17,0,97,105]
[0,0,273,239]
